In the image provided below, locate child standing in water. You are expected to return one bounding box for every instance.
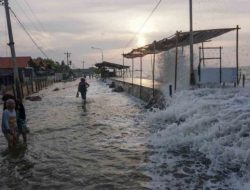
[16,100,29,144]
[1,99,18,148]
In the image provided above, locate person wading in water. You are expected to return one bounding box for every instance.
[77,78,90,107]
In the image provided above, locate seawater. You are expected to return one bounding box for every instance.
[0,79,151,190]
[1,76,250,190]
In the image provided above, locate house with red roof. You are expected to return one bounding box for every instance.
[0,56,31,69]
[0,56,34,86]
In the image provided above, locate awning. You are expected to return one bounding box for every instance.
[95,61,130,69]
[123,27,237,59]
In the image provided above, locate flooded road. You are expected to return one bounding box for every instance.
[1,79,248,189]
[0,79,151,190]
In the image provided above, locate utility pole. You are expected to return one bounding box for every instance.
[64,51,71,65]
[3,0,22,100]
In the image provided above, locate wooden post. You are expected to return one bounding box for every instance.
[12,84,16,97]
[198,47,201,82]
[236,25,239,85]
[26,82,30,95]
[243,74,245,88]
[122,53,125,82]
[174,32,179,91]
[132,58,134,86]
[20,83,24,98]
[219,46,222,83]
[202,42,205,66]
[152,41,156,97]
[34,80,37,92]
[31,81,34,93]
[36,80,38,91]
[140,56,142,98]
[39,80,41,90]
[169,85,172,97]
[189,0,195,85]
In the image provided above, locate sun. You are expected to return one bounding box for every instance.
[137,35,146,47]
[128,17,156,34]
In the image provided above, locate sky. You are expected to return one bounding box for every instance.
[0,0,250,70]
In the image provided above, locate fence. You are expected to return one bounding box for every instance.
[1,76,55,99]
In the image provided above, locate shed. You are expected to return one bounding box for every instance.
[95,61,130,78]
[0,56,33,84]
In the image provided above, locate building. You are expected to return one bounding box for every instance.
[95,61,130,78]
[0,56,34,86]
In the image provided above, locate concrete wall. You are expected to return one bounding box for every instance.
[110,79,162,103]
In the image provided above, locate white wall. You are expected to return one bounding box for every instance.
[195,68,237,84]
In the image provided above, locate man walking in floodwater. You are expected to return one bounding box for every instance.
[77,78,89,105]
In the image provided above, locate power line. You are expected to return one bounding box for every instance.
[123,0,162,50]
[22,0,46,32]
[12,0,49,52]
[19,0,59,56]
[12,0,41,33]
[9,7,49,58]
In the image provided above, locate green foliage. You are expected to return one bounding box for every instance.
[29,57,71,73]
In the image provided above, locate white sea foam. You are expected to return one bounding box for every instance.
[146,86,250,189]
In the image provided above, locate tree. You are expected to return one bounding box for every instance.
[28,57,73,77]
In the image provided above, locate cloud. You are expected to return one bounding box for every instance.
[0,0,250,68]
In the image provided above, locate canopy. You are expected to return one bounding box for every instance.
[123,27,237,59]
[95,61,130,69]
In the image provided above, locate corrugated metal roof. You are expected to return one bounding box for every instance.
[95,61,130,69]
[123,27,237,59]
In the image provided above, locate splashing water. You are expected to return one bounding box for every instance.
[146,86,250,190]
[1,77,250,190]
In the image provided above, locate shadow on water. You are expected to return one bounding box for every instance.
[0,143,35,190]
[2,143,27,158]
